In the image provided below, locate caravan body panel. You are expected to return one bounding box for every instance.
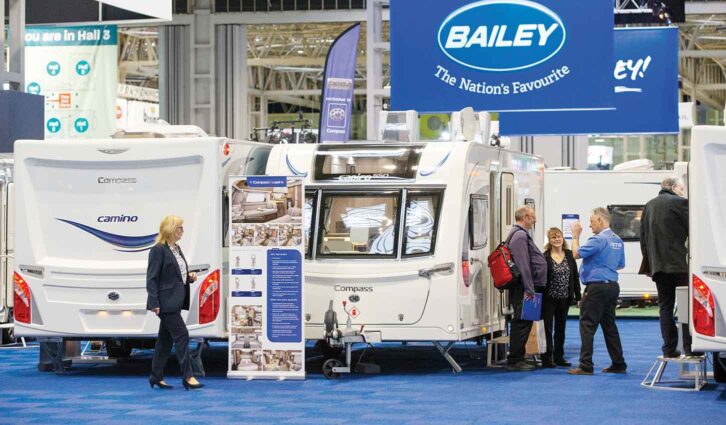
[544,170,676,300]
[13,137,269,338]
[689,126,726,352]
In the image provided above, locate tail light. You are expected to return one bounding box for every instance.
[692,274,715,337]
[223,143,230,156]
[13,272,31,324]
[462,260,471,287]
[199,270,220,324]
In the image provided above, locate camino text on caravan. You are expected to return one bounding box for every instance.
[434,65,570,95]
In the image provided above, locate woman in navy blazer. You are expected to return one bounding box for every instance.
[146,215,204,390]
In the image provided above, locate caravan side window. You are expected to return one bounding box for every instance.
[304,191,317,258]
[469,195,488,249]
[607,205,644,242]
[403,191,442,257]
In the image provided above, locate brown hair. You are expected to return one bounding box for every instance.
[544,227,568,252]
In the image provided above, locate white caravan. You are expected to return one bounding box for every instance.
[266,141,544,368]
[688,126,726,382]
[544,167,682,302]
[13,129,271,357]
[0,157,14,342]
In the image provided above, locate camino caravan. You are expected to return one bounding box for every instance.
[265,139,544,370]
[12,125,271,364]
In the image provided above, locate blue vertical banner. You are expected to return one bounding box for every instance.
[319,23,360,143]
[390,0,614,112]
[500,27,679,135]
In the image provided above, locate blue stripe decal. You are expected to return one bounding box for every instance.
[419,150,452,177]
[286,154,308,177]
[56,219,158,251]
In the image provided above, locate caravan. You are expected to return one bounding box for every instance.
[688,126,726,382]
[12,126,271,359]
[544,165,685,302]
[265,139,544,370]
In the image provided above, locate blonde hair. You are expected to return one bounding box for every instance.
[544,227,568,252]
[155,215,183,245]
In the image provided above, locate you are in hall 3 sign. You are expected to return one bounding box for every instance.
[391,0,614,112]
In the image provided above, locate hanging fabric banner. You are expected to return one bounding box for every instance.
[319,23,360,143]
[228,176,306,380]
[25,25,118,139]
[500,27,679,135]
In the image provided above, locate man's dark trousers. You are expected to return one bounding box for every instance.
[654,272,691,355]
[579,283,626,371]
[508,284,534,364]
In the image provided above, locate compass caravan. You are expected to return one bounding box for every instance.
[266,140,544,354]
[12,126,271,355]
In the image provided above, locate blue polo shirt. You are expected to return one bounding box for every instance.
[578,228,625,284]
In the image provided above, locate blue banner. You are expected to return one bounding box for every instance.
[25,25,118,47]
[267,249,303,343]
[500,27,679,135]
[319,24,360,143]
[246,176,287,187]
[390,0,613,112]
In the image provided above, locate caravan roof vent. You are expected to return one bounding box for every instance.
[613,159,654,171]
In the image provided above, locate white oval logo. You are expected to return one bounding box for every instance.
[437,0,567,72]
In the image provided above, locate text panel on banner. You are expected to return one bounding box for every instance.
[25,25,118,139]
[500,27,679,136]
[319,24,360,143]
[390,0,614,112]
[228,176,306,380]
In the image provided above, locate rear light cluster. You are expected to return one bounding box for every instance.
[461,260,471,287]
[199,270,221,324]
[692,274,715,337]
[13,272,31,324]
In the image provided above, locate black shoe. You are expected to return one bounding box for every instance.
[149,377,173,389]
[506,361,536,372]
[602,365,627,374]
[554,359,572,367]
[663,350,681,359]
[182,378,205,390]
[685,350,705,357]
[541,360,556,368]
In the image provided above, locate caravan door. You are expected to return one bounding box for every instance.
[13,138,224,338]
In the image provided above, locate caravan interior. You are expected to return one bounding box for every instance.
[266,135,544,371]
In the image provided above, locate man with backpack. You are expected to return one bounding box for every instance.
[506,206,547,371]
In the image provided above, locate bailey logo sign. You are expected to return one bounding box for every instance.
[438,0,565,72]
[391,0,613,112]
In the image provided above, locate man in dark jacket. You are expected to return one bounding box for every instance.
[506,205,548,371]
[641,177,697,357]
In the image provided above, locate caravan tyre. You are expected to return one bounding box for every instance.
[322,358,343,379]
[714,353,726,383]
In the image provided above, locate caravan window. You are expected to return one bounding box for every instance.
[607,205,644,241]
[304,191,317,258]
[469,195,488,249]
[314,145,423,181]
[403,191,443,257]
[317,192,401,257]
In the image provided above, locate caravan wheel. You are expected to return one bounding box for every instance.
[322,358,343,379]
[714,353,726,383]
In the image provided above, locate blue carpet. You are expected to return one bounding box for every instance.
[0,319,723,424]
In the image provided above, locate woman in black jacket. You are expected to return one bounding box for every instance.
[146,215,204,390]
[541,227,581,368]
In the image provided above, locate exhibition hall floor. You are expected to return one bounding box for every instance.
[0,319,723,424]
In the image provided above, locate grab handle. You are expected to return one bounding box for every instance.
[418,262,455,279]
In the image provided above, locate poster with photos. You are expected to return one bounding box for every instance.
[228,176,305,380]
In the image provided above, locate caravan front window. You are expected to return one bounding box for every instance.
[607,205,644,241]
[317,192,400,257]
[403,191,442,257]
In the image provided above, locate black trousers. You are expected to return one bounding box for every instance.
[542,295,570,362]
[579,283,626,371]
[654,272,692,355]
[507,284,534,364]
[150,312,193,380]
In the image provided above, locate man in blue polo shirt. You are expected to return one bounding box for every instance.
[568,207,627,375]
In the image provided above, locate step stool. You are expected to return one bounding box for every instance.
[641,355,707,391]
[486,335,509,368]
